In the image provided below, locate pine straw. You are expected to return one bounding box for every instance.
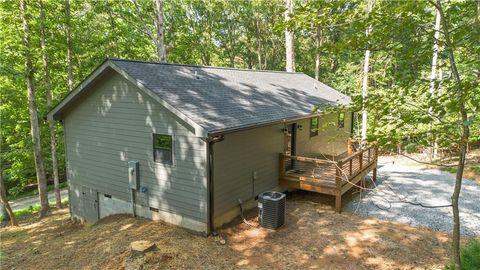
[1,195,469,270]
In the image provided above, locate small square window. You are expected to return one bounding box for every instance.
[310,117,319,137]
[153,134,173,164]
[338,112,345,128]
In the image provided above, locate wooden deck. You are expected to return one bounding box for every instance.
[279,146,378,213]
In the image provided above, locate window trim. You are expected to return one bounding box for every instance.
[310,117,319,138]
[338,112,345,129]
[153,134,174,165]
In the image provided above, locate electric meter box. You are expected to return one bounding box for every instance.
[128,161,139,190]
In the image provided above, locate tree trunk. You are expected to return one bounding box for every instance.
[154,0,167,62]
[0,171,17,227]
[229,55,235,68]
[429,10,441,95]
[19,0,50,218]
[284,0,295,72]
[429,10,441,160]
[477,0,480,22]
[0,204,9,224]
[39,0,61,209]
[65,0,74,91]
[436,0,470,269]
[361,0,374,144]
[256,17,262,69]
[314,26,322,81]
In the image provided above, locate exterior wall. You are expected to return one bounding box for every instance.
[64,72,208,233]
[212,112,351,227]
[296,112,352,158]
[212,123,285,219]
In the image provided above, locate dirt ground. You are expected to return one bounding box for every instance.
[1,191,469,270]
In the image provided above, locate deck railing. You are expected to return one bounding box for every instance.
[280,146,377,183]
[279,145,378,212]
[336,145,378,186]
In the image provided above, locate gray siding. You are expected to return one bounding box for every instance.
[212,124,284,216]
[212,113,351,217]
[64,72,207,222]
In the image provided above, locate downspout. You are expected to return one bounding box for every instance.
[206,135,224,236]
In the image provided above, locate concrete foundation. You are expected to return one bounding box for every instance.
[70,184,207,233]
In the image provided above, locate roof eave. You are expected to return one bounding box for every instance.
[207,108,349,137]
[47,59,112,121]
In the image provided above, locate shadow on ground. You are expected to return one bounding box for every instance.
[0,194,458,270]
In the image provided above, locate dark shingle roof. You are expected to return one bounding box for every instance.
[110,59,351,133]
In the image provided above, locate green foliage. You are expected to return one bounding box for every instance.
[404,143,418,154]
[445,239,480,270]
[7,181,67,201]
[472,166,480,175]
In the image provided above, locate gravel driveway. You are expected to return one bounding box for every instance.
[345,156,480,236]
[9,189,69,211]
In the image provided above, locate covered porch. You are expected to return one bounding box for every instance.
[279,145,378,213]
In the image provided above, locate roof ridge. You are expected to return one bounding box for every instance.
[107,58,305,75]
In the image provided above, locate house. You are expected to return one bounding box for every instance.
[48,59,370,235]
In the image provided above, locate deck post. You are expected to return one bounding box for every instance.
[335,161,343,213]
[335,193,342,213]
[347,137,353,156]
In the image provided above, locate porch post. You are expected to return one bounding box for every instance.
[347,137,353,156]
[335,161,343,213]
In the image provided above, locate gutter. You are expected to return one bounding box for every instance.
[206,135,224,236]
[208,111,330,137]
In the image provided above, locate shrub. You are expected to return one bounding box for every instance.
[471,165,480,175]
[445,239,480,270]
[404,142,418,154]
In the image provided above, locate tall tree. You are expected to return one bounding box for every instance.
[0,170,17,226]
[314,24,322,81]
[254,13,263,69]
[361,0,374,144]
[284,0,295,72]
[434,1,470,268]
[39,0,61,209]
[428,9,441,160]
[65,0,74,91]
[131,0,167,62]
[154,0,167,62]
[19,0,49,217]
[429,10,441,98]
